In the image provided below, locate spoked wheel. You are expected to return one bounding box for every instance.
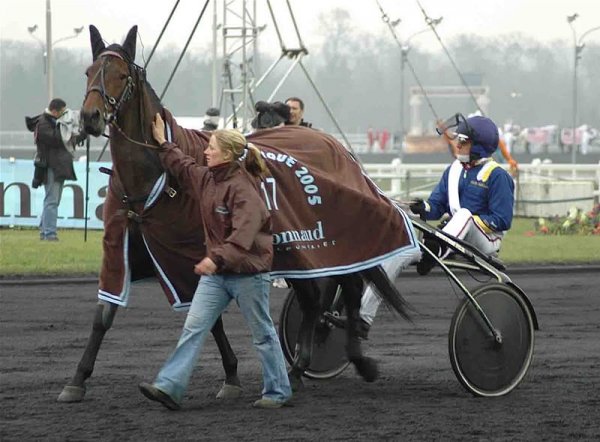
[279,287,350,379]
[449,282,535,397]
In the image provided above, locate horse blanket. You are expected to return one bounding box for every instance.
[98,111,420,309]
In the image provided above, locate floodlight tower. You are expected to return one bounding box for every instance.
[219,0,264,131]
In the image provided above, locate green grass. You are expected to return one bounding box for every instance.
[1,219,598,277]
[0,228,104,277]
[499,218,600,264]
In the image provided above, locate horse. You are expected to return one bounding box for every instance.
[58,25,418,402]
[57,25,240,402]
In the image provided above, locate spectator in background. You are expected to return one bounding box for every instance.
[27,98,81,241]
[367,127,375,151]
[202,107,220,132]
[580,125,591,155]
[285,97,312,128]
[379,129,391,151]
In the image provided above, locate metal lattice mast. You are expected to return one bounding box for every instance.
[218,0,261,131]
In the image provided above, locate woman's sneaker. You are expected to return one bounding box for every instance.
[252,398,289,409]
[139,382,181,410]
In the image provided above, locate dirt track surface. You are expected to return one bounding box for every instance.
[2,270,599,441]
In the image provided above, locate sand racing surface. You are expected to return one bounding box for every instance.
[1,269,599,441]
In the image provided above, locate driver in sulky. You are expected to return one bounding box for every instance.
[358,115,515,335]
[409,114,515,275]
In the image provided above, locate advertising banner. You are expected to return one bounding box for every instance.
[1,159,110,229]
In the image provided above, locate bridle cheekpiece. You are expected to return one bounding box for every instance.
[84,50,137,124]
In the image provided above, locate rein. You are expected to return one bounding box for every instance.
[111,120,158,149]
[85,50,173,220]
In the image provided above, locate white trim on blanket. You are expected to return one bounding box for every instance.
[141,233,191,311]
[269,243,421,279]
[145,173,167,210]
[98,228,131,306]
[268,188,421,279]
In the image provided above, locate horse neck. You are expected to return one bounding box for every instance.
[109,80,163,200]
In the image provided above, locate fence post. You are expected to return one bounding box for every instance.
[391,158,402,196]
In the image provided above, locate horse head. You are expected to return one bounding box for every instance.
[81,25,141,136]
[82,25,164,204]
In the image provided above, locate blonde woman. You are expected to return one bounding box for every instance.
[139,114,291,410]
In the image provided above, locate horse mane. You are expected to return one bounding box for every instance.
[141,75,162,112]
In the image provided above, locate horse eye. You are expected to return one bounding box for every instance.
[120,74,128,80]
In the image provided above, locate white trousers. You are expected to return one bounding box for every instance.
[359,251,420,326]
[359,208,503,325]
[441,208,503,258]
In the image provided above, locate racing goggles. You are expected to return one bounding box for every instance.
[436,113,475,141]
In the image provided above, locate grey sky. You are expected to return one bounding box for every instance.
[2,0,599,57]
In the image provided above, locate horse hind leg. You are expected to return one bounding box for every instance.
[288,305,319,391]
[57,301,118,402]
[287,279,321,392]
[340,274,379,383]
[212,315,243,399]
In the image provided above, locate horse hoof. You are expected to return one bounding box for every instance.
[57,385,86,403]
[289,374,304,392]
[216,383,243,400]
[352,357,379,383]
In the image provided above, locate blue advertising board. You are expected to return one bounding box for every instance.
[1,158,111,229]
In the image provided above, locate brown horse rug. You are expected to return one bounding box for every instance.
[98,111,420,310]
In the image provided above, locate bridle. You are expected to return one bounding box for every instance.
[83,50,155,148]
[84,49,173,218]
[84,50,135,124]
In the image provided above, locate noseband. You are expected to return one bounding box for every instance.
[83,50,136,124]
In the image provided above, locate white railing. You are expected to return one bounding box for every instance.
[364,160,600,203]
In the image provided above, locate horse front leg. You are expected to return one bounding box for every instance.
[340,274,379,383]
[57,300,118,402]
[287,279,321,391]
[212,315,243,399]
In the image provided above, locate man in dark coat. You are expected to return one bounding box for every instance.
[30,98,78,241]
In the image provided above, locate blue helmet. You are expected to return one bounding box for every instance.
[456,116,499,159]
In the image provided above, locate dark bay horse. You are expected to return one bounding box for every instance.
[58,25,240,403]
[59,25,416,402]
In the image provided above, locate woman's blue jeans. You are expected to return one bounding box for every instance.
[153,273,291,404]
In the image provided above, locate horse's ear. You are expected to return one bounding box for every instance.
[89,25,105,61]
[122,25,138,61]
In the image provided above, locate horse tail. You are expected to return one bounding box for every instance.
[361,265,413,322]
[245,143,270,179]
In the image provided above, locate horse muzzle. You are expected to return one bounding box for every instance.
[81,108,106,137]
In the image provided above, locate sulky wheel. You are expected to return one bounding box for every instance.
[448,282,535,397]
[279,287,350,379]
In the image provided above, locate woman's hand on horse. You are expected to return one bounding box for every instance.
[151,113,167,146]
[194,257,218,275]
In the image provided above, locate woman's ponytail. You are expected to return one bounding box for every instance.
[244,143,270,179]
